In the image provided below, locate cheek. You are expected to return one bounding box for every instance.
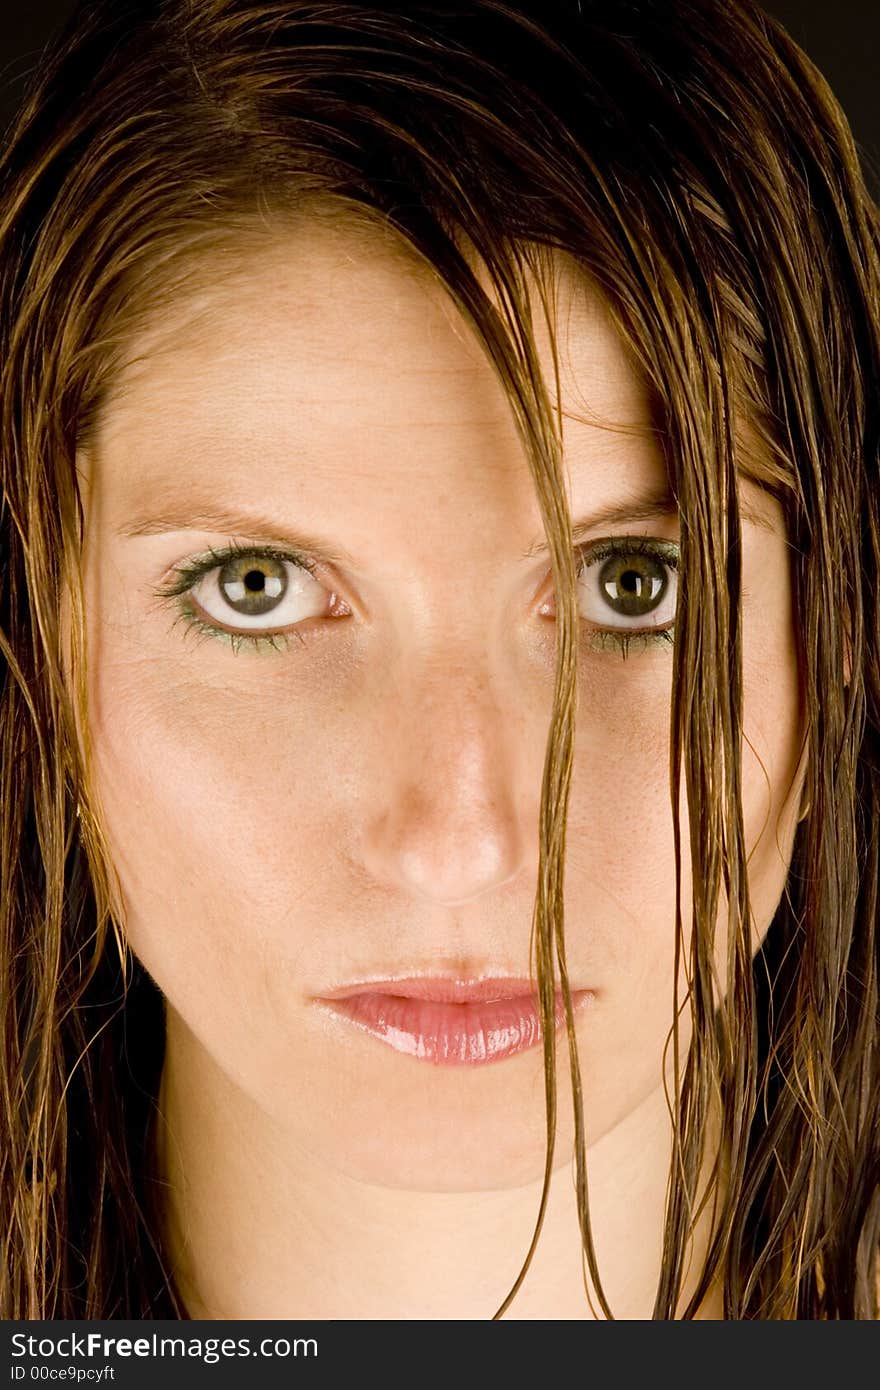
[556,660,692,1132]
[560,579,803,1126]
[84,650,357,1008]
[567,659,682,968]
[565,526,804,979]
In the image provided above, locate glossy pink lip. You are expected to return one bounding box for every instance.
[313,977,595,1065]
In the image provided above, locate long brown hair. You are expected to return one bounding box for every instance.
[1,0,877,1318]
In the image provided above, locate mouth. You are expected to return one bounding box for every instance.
[312,975,596,1066]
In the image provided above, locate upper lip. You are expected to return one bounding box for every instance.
[316,975,587,1003]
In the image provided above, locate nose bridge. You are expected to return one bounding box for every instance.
[358,631,532,907]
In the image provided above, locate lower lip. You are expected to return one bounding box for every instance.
[315,989,594,1066]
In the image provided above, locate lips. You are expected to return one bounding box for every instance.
[313,976,595,1065]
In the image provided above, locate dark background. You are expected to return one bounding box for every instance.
[0,1,878,196]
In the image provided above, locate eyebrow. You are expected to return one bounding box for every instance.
[526,481,776,552]
[119,481,769,562]
[522,482,680,557]
[121,507,358,568]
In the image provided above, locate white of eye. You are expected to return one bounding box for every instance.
[191,559,329,630]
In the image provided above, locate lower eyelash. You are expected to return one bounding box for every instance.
[170,602,305,656]
[588,627,676,658]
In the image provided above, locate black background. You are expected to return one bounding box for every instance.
[0,0,877,197]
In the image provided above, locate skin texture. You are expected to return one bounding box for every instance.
[74,217,807,1318]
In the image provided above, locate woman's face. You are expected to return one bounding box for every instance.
[76,217,806,1190]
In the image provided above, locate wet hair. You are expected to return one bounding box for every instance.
[1,0,877,1319]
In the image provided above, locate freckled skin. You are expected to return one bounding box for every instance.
[75,219,806,1319]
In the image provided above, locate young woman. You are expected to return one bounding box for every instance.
[1,0,877,1319]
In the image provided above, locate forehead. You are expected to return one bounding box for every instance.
[84,215,653,473]
[79,216,784,559]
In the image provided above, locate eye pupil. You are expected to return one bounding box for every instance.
[245,570,265,592]
[620,569,639,595]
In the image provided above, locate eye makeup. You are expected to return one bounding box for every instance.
[150,534,679,658]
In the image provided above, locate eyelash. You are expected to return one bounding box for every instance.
[151,535,679,659]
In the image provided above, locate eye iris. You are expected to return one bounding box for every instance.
[598,553,667,618]
[218,555,287,615]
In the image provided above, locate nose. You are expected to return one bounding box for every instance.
[358,650,533,907]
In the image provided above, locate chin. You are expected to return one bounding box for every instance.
[276,1032,632,1192]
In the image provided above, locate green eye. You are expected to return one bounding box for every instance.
[574,535,679,657]
[152,540,332,655]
